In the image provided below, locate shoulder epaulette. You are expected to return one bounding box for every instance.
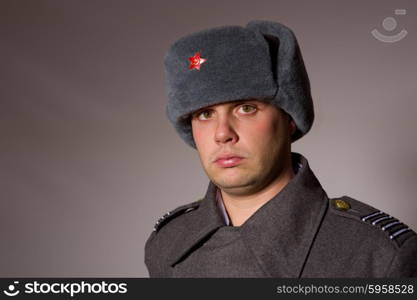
[330,196,417,247]
[360,210,416,247]
[153,199,202,232]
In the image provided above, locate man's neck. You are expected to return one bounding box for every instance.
[220,163,295,227]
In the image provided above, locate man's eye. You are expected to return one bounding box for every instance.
[238,105,256,114]
[197,110,213,120]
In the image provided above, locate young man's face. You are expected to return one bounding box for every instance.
[191,99,295,196]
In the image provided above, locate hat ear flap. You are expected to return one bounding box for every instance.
[262,34,280,83]
[246,20,314,142]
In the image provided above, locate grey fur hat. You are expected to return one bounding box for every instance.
[164,20,314,148]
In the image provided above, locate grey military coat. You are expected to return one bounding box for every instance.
[145,153,417,277]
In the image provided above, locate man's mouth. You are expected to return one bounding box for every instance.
[214,155,244,168]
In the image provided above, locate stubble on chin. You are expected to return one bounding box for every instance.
[207,165,262,196]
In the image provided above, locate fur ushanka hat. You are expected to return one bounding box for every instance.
[164,20,314,148]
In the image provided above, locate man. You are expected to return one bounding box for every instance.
[145,20,417,277]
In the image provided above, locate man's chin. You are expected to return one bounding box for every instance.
[210,175,257,195]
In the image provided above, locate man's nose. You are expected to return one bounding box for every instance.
[214,115,238,144]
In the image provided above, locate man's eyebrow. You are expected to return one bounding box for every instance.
[236,100,267,107]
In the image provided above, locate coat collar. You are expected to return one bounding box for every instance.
[168,152,329,277]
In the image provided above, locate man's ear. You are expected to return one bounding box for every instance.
[289,119,296,136]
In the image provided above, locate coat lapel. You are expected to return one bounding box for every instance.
[167,182,225,267]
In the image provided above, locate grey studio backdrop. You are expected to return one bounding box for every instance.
[1,0,416,277]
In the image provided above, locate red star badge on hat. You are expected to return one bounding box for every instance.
[188,52,206,70]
